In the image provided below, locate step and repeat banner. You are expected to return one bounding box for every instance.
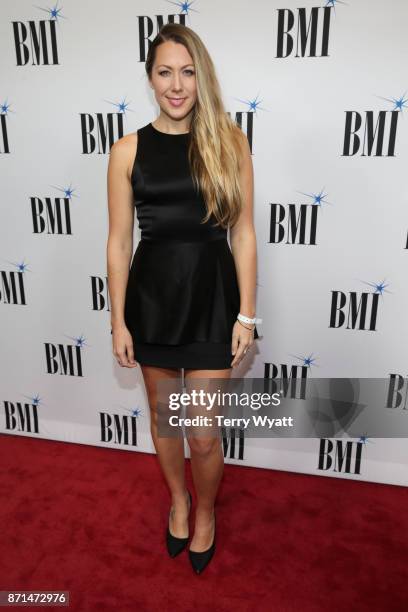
[1,1,407,486]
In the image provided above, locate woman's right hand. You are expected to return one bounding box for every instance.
[111,325,138,368]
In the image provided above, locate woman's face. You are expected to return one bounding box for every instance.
[149,40,197,122]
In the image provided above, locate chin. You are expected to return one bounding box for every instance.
[164,106,193,119]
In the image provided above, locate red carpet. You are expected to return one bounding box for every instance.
[0,433,407,611]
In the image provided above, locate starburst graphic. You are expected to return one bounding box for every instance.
[324,0,348,14]
[375,90,408,113]
[4,259,30,273]
[22,393,43,407]
[295,187,332,208]
[1,99,14,115]
[118,404,144,419]
[63,334,89,348]
[104,97,134,117]
[34,2,66,21]
[50,183,78,199]
[165,0,198,16]
[359,279,391,296]
[131,407,142,417]
[356,434,374,445]
[289,353,318,369]
[234,93,268,115]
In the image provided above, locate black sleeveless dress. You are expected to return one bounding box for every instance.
[121,121,259,369]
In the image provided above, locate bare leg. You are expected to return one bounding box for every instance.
[140,364,190,537]
[184,367,232,552]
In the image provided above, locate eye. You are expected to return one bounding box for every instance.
[158,69,195,76]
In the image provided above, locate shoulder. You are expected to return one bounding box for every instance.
[109,131,139,180]
[110,131,138,154]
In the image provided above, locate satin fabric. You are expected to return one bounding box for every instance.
[123,122,259,345]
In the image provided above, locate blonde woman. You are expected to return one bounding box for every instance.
[107,23,260,574]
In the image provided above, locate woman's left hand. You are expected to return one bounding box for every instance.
[230,320,254,367]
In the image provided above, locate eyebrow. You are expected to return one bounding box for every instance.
[156,64,194,69]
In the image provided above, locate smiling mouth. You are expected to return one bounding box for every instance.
[167,97,187,107]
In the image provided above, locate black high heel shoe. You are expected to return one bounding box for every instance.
[166,489,192,558]
[188,511,216,574]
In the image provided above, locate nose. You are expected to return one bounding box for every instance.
[171,72,183,92]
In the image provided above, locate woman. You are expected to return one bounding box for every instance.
[107,23,260,574]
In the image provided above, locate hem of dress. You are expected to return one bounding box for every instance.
[133,340,235,370]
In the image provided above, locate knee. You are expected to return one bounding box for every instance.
[188,437,220,457]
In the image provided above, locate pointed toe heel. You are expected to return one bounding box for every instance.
[166,489,192,558]
[189,512,216,574]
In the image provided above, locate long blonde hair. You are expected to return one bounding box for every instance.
[145,23,244,229]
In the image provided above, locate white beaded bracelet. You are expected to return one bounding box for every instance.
[237,313,262,325]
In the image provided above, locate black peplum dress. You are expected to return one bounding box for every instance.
[120,121,259,369]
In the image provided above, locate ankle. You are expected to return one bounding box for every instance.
[195,507,215,521]
[171,488,190,506]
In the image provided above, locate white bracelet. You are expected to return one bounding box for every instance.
[237,313,262,325]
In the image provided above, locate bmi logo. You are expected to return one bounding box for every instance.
[3,394,42,434]
[80,98,130,154]
[342,91,407,157]
[263,353,317,397]
[318,438,363,474]
[12,4,65,66]
[100,404,143,446]
[0,100,12,153]
[0,261,29,305]
[269,189,331,245]
[386,374,408,410]
[329,279,390,331]
[276,5,334,58]
[137,10,187,62]
[45,335,88,377]
[222,427,245,460]
[31,183,77,234]
[91,276,110,313]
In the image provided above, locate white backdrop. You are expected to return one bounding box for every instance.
[1,0,407,486]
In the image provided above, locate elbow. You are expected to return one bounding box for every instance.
[107,235,133,259]
[230,226,257,252]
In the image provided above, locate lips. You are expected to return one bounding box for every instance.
[167,97,186,107]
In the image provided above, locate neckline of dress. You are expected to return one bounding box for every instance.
[149,122,190,136]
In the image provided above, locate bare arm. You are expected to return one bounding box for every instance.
[228,129,258,367]
[106,135,138,367]
[230,130,257,320]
